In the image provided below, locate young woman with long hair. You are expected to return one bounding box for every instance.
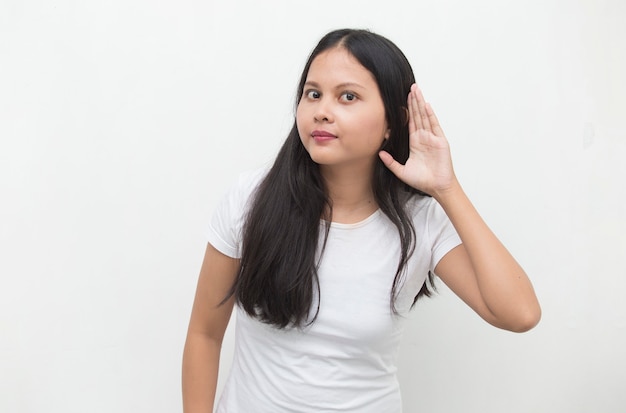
[182,28,540,413]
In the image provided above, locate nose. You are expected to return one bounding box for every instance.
[313,99,333,123]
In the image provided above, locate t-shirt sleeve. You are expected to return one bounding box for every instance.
[427,199,462,272]
[206,169,265,259]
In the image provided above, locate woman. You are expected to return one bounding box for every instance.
[182,28,540,412]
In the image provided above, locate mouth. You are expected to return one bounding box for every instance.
[311,130,337,142]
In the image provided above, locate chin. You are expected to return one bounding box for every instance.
[304,147,337,166]
[307,154,335,166]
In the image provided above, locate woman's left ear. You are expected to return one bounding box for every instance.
[384,129,390,140]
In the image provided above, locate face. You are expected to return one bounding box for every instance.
[296,47,389,172]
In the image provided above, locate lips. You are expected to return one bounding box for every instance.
[311,130,337,142]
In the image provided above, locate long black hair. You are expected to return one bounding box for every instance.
[225,29,434,328]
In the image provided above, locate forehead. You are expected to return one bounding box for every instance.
[306,47,377,86]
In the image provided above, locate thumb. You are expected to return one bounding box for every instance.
[378,150,404,178]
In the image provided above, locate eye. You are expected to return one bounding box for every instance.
[340,92,357,102]
[304,89,321,99]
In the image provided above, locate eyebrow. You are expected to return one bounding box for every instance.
[303,81,366,90]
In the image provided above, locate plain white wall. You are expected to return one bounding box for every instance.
[1,0,625,412]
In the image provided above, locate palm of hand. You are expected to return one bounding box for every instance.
[379,84,456,197]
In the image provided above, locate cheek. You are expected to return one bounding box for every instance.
[360,112,388,143]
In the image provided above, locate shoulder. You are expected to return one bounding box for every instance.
[404,193,458,245]
[403,192,436,219]
[207,165,269,255]
[221,165,270,209]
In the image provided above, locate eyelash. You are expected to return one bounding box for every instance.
[340,92,357,102]
[303,89,358,102]
[305,90,321,99]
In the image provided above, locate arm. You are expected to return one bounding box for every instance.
[433,184,540,332]
[182,243,239,412]
[379,84,540,332]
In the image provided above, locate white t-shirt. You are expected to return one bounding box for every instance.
[207,169,462,413]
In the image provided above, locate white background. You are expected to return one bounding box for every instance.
[1,0,625,412]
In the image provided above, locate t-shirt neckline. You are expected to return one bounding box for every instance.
[323,209,382,229]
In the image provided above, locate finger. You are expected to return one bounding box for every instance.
[425,102,445,137]
[378,150,404,178]
[408,85,421,133]
[414,85,432,132]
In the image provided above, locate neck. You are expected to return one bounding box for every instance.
[320,163,378,223]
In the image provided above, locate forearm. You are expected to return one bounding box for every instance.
[182,333,222,413]
[434,181,541,330]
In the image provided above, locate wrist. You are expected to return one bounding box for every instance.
[432,178,464,205]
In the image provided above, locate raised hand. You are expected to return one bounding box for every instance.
[382,86,541,334]
[379,84,458,199]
